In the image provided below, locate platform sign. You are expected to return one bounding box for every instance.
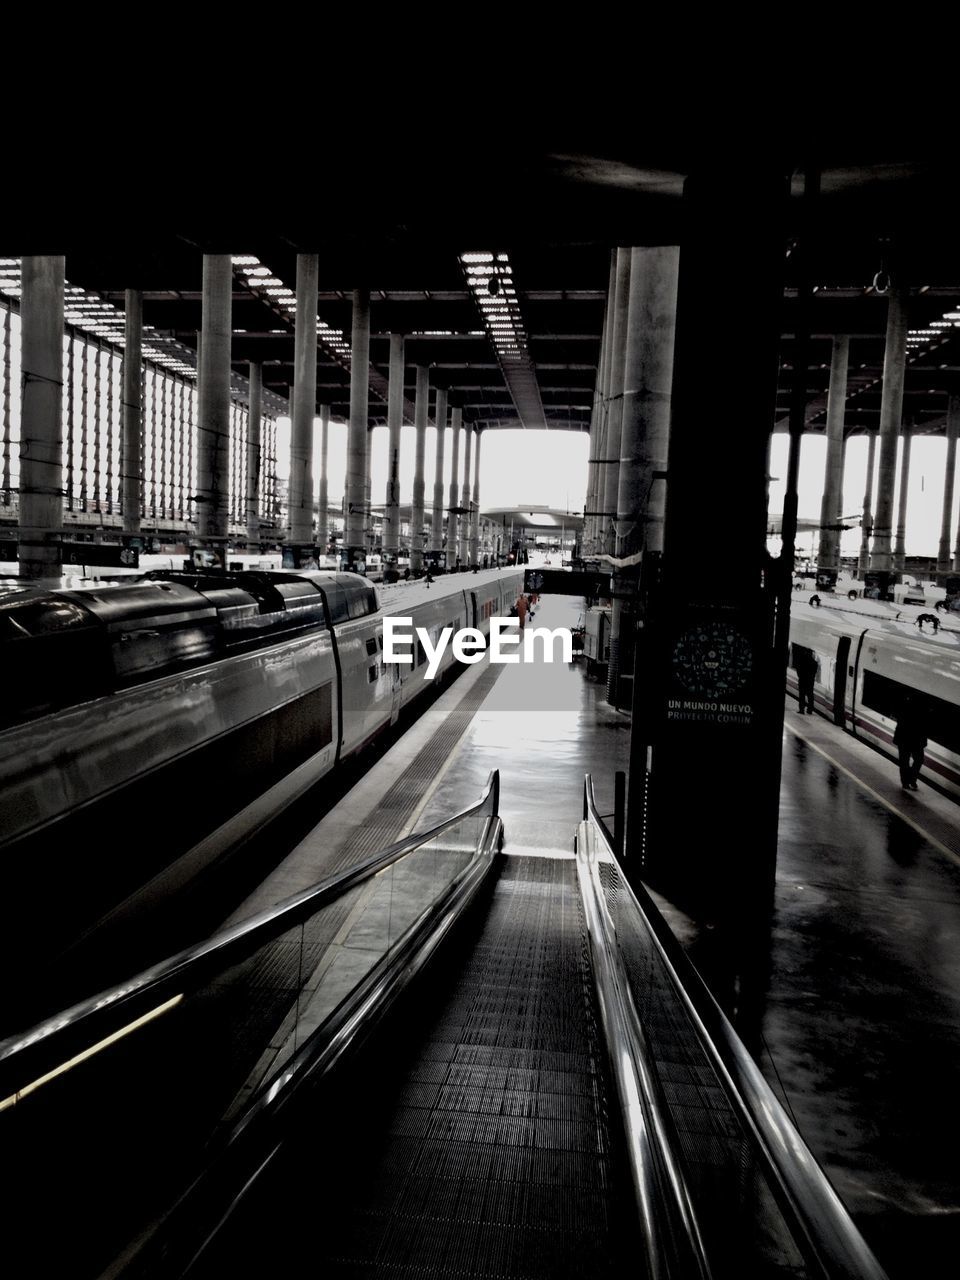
[340,551,366,575]
[863,570,894,600]
[666,613,755,728]
[639,595,769,739]
[63,541,140,568]
[0,539,17,561]
[189,546,225,570]
[423,549,446,574]
[815,570,837,591]
[282,544,320,570]
[523,568,607,598]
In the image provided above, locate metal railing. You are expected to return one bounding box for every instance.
[0,772,501,1280]
[578,773,888,1280]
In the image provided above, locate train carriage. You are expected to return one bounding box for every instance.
[0,566,523,976]
[0,574,341,973]
[788,600,960,797]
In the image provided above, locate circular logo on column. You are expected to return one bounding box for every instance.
[672,621,753,697]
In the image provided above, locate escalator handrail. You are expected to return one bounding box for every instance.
[0,769,500,1101]
[577,819,712,1280]
[582,774,888,1280]
[115,812,505,1278]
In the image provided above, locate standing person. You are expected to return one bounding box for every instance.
[794,647,817,714]
[894,695,927,791]
[515,593,528,628]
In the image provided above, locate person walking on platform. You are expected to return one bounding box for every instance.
[515,593,528,628]
[894,695,927,791]
[794,647,817,714]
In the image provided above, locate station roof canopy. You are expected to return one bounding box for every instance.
[6,133,960,439]
[483,507,584,532]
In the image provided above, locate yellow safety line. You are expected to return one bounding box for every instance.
[785,721,960,870]
[0,993,183,1112]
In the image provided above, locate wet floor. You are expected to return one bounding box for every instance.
[757,729,960,1274]
[418,592,960,1277]
[417,594,629,853]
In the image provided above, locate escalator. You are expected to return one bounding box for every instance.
[0,773,887,1279]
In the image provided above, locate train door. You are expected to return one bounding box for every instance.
[470,592,478,629]
[833,636,850,726]
[382,624,403,725]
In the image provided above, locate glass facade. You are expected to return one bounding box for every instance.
[0,297,279,533]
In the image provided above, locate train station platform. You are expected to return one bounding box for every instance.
[766,699,960,1271]
[2,590,957,1277]
[219,590,960,1277]
[222,592,624,927]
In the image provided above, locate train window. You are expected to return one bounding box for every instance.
[416,640,426,667]
[861,671,903,721]
[924,694,960,755]
[320,584,350,625]
[862,671,960,755]
[111,621,219,685]
[0,596,113,726]
[345,584,379,620]
[0,596,92,640]
[365,637,378,656]
[368,664,379,682]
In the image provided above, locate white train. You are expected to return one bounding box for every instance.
[788,599,960,796]
[0,566,524,971]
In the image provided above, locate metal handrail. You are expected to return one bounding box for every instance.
[0,770,500,1102]
[582,774,888,1280]
[576,819,712,1280]
[118,810,505,1278]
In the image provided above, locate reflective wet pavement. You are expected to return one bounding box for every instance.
[754,722,960,1275]
[231,590,959,1277]
[415,594,627,851]
[417,594,960,1278]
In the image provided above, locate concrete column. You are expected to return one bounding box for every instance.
[196,254,232,550]
[19,255,64,578]
[601,248,633,556]
[614,246,679,562]
[448,406,462,565]
[817,335,850,578]
[939,395,959,574]
[288,254,318,546]
[246,362,261,546]
[459,419,473,564]
[121,288,143,536]
[641,169,787,915]
[893,425,913,573]
[857,431,877,576]
[586,252,617,554]
[344,288,370,565]
[869,287,909,575]
[382,335,405,569]
[469,427,482,564]
[410,364,429,575]
[608,246,680,702]
[365,426,375,551]
[430,387,448,553]
[317,403,330,551]
[594,251,619,554]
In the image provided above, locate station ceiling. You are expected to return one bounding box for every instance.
[10,145,960,437]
